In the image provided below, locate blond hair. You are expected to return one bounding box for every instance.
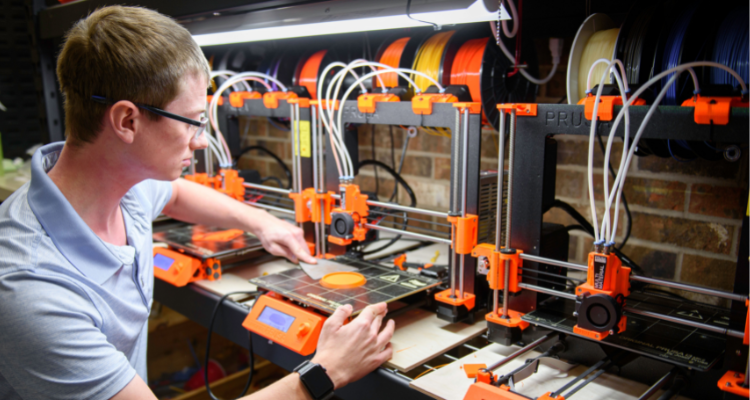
[57,6,210,145]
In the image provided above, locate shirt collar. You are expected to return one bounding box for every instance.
[27,142,126,284]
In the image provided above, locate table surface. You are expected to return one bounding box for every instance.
[0,171,29,201]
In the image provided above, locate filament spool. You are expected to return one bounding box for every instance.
[410,31,455,92]
[566,14,617,104]
[711,4,749,88]
[373,32,429,91]
[295,50,329,98]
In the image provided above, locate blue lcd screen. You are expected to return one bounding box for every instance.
[153,254,175,271]
[257,306,296,333]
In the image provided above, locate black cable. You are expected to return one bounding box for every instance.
[565,224,587,233]
[358,159,417,256]
[205,291,260,400]
[389,126,398,202]
[596,132,632,248]
[546,200,644,274]
[359,159,416,207]
[237,146,293,189]
[406,0,440,30]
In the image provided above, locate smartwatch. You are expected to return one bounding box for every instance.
[294,360,335,400]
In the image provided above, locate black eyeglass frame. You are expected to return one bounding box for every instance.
[91,95,206,127]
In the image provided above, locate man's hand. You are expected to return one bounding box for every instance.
[311,303,395,389]
[256,214,316,264]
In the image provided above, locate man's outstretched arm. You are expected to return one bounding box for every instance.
[112,303,395,400]
[161,178,316,263]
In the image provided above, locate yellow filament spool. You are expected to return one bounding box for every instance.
[410,31,455,92]
[578,28,619,100]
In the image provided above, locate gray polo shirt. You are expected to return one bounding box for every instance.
[0,142,172,399]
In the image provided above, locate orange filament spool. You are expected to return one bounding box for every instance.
[450,37,489,104]
[376,37,410,89]
[299,50,327,99]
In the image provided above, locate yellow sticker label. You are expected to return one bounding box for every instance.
[298,120,311,158]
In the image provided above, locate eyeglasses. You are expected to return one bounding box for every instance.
[91,96,208,139]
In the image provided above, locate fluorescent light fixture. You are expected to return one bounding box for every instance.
[189,0,509,47]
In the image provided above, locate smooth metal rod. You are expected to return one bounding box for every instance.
[495,111,506,249]
[638,369,676,400]
[504,109,516,249]
[519,253,589,272]
[630,275,748,302]
[486,332,557,371]
[243,182,292,195]
[550,358,610,398]
[493,287,499,315]
[243,201,295,215]
[289,104,299,193]
[450,246,457,298]
[518,283,577,300]
[458,108,470,298]
[450,108,461,215]
[623,307,745,338]
[364,223,452,245]
[329,194,449,219]
[295,104,303,193]
[501,259,510,318]
[311,105,319,193]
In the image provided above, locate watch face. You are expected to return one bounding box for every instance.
[302,364,334,398]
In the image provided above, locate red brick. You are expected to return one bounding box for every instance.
[617,244,677,279]
[556,169,584,200]
[629,212,734,255]
[679,254,736,292]
[544,203,626,239]
[689,184,746,219]
[434,157,451,181]
[408,128,450,154]
[637,153,742,179]
[481,132,499,159]
[400,155,432,178]
[267,118,290,138]
[601,177,687,211]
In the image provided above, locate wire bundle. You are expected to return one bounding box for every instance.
[711,4,749,88]
[298,50,327,99]
[578,28,619,100]
[376,37,410,89]
[660,3,698,105]
[411,31,454,92]
[450,37,489,103]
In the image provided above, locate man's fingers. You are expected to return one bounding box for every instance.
[356,303,387,327]
[324,304,352,333]
[370,313,384,337]
[377,342,393,364]
[376,319,395,348]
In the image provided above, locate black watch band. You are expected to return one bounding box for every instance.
[294,360,335,400]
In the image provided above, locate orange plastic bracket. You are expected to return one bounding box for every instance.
[357,93,399,113]
[217,169,245,201]
[463,364,487,379]
[573,316,626,341]
[263,91,298,109]
[578,95,647,121]
[394,254,407,271]
[310,99,340,111]
[435,289,476,311]
[339,184,369,218]
[537,392,565,400]
[463,382,528,400]
[311,191,334,225]
[411,93,458,115]
[476,370,494,385]
[288,97,311,108]
[229,91,262,107]
[448,215,478,255]
[497,103,538,117]
[206,95,224,106]
[576,252,631,299]
[473,244,524,293]
[486,309,529,330]
[681,95,749,125]
[718,370,749,397]
[289,188,314,223]
[452,102,483,114]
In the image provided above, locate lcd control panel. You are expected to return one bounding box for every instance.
[242,294,326,356]
[153,247,201,287]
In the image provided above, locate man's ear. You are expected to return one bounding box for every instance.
[107,101,141,144]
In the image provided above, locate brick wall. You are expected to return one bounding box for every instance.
[236,52,747,306]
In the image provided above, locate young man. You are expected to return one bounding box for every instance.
[0,6,394,400]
